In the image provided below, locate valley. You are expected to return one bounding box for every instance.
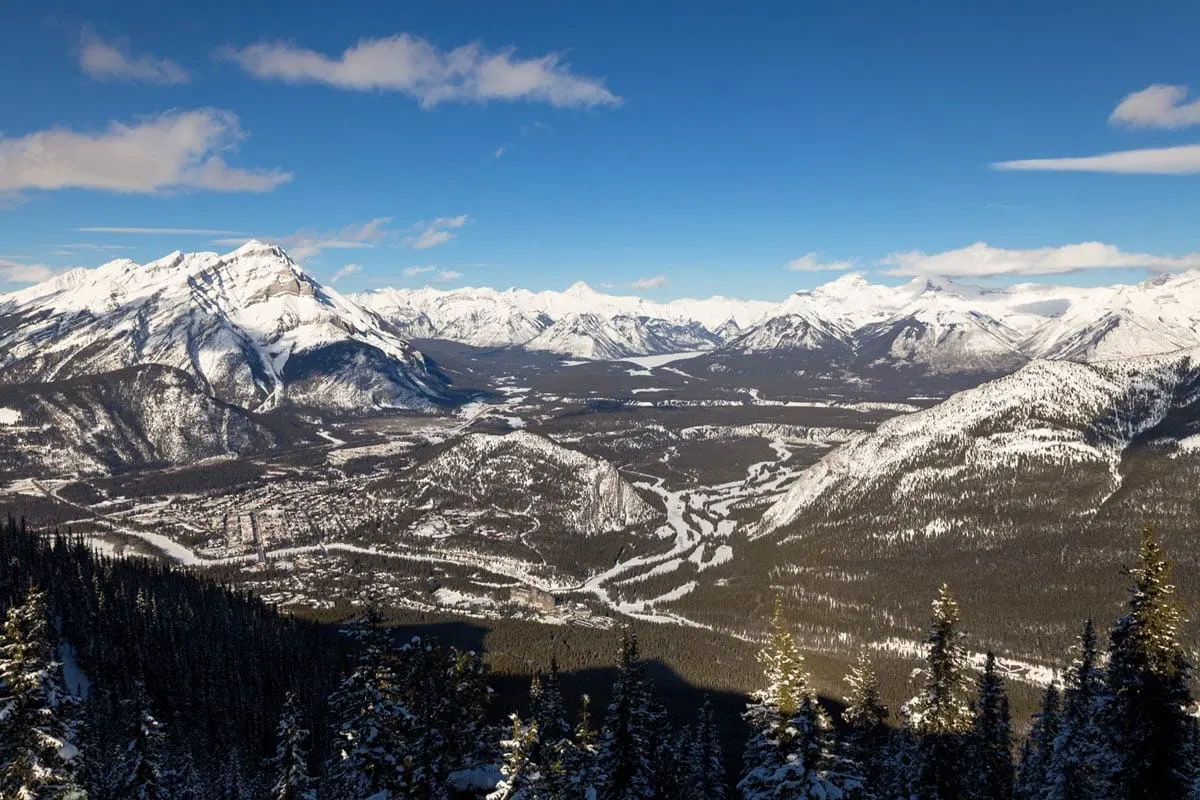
[3,243,1200,708]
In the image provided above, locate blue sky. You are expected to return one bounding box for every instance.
[3,0,1200,299]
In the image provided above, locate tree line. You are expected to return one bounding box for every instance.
[0,518,1196,798]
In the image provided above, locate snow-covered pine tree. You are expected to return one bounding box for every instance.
[488,714,542,800]
[1044,618,1105,800]
[0,586,81,799]
[1015,684,1059,799]
[529,660,576,798]
[739,597,843,800]
[841,650,889,797]
[563,693,600,800]
[681,698,725,800]
[267,692,317,800]
[595,630,657,800]
[969,652,1013,800]
[114,683,169,800]
[324,620,404,798]
[903,583,973,800]
[1098,527,1196,799]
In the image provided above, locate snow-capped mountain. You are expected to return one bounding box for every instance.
[720,270,1200,373]
[757,347,1200,536]
[0,365,300,480]
[0,242,446,413]
[355,282,772,358]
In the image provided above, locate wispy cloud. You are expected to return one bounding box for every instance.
[212,217,394,261]
[51,243,132,251]
[1110,84,1200,130]
[80,31,190,85]
[405,215,468,250]
[631,275,669,290]
[994,84,1200,174]
[785,253,856,272]
[993,144,1200,175]
[76,226,246,235]
[402,265,437,278]
[219,35,620,109]
[0,110,292,198]
[330,263,361,283]
[494,120,553,158]
[0,258,65,285]
[882,241,1200,278]
[431,270,463,283]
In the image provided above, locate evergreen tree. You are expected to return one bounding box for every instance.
[969,652,1014,800]
[488,714,542,800]
[1015,684,1060,799]
[0,587,81,799]
[681,698,725,800]
[530,661,575,799]
[115,685,169,800]
[1099,527,1195,799]
[595,630,657,800]
[841,650,889,798]
[268,693,316,800]
[1045,619,1105,800]
[903,584,973,800]
[739,598,841,800]
[324,619,404,798]
[563,694,600,800]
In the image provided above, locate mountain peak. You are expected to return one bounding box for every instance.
[228,239,289,260]
[564,280,598,296]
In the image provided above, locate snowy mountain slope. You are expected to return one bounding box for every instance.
[757,348,1200,536]
[0,365,301,480]
[409,430,658,535]
[355,282,770,358]
[523,313,720,359]
[718,270,1200,373]
[0,242,446,413]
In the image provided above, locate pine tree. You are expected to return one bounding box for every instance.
[681,698,725,800]
[115,685,169,800]
[563,693,600,800]
[0,587,81,799]
[903,584,973,800]
[1044,618,1105,800]
[739,597,841,800]
[841,650,889,797]
[488,714,542,800]
[1099,527,1195,799]
[324,619,404,798]
[530,660,575,798]
[969,652,1014,800]
[1015,684,1060,799]
[595,630,657,800]
[268,693,316,800]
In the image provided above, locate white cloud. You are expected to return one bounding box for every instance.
[1110,84,1200,130]
[0,110,292,197]
[80,32,190,85]
[76,226,246,235]
[785,252,856,272]
[0,258,63,285]
[219,34,620,109]
[494,145,508,158]
[403,265,436,277]
[631,275,669,290]
[330,263,361,283]
[212,218,393,261]
[882,241,1200,278]
[431,270,463,283]
[993,144,1200,175]
[405,215,468,250]
[52,243,132,251]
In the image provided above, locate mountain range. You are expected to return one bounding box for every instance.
[4,243,1200,417]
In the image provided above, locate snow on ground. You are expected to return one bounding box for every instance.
[314,429,345,446]
[619,350,711,368]
[0,408,21,425]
